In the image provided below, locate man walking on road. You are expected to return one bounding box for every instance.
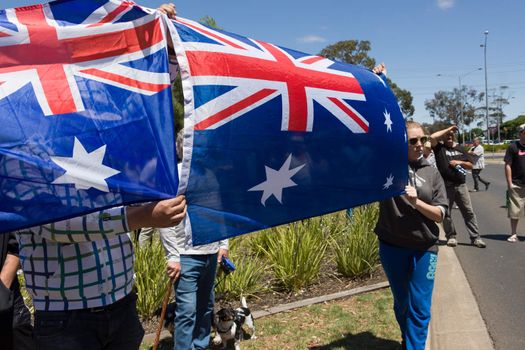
[430,125,487,248]
[504,123,525,242]
[469,137,490,192]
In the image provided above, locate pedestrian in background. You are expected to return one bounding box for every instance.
[423,140,436,168]
[469,137,490,192]
[375,120,448,350]
[504,123,525,242]
[430,125,487,248]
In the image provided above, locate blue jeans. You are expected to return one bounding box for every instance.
[174,254,218,350]
[379,241,437,350]
[33,292,143,350]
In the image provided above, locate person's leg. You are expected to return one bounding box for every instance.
[105,294,144,350]
[477,169,490,189]
[12,293,35,350]
[405,251,437,350]
[0,307,14,349]
[455,184,483,242]
[507,187,525,241]
[34,310,103,350]
[443,186,458,242]
[174,255,206,350]
[193,253,218,350]
[471,169,480,191]
[379,242,411,341]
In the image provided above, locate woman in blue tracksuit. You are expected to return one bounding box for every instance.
[375,121,448,350]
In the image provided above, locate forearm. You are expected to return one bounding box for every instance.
[430,126,455,147]
[0,254,20,289]
[159,226,182,263]
[460,161,473,170]
[505,164,513,187]
[415,199,443,223]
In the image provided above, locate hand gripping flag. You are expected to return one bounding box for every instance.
[168,18,408,245]
[0,0,178,233]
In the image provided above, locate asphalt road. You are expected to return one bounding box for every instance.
[450,157,525,350]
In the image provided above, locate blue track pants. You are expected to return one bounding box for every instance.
[379,241,437,350]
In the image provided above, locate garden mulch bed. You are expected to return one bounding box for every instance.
[141,266,387,335]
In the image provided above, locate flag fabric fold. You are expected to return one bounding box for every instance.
[168,18,408,245]
[0,0,178,233]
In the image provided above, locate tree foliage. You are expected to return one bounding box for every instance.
[424,87,484,129]
[319,40,376,68]
[319,40,414,118]
[501,115,525,139]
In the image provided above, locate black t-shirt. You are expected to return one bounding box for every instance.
[433,142,470,186]
[504,141,525,186]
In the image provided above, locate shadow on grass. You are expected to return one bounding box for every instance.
[309,331,400,350]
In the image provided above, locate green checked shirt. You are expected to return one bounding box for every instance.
[16,206,135,311]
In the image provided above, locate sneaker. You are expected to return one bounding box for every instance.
[472,238,487,248]
[447,237,458,247]
[507,234,518,242]
[485,182,490,191]
[470,189,478,192]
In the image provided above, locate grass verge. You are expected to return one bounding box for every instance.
[242,288,400,350]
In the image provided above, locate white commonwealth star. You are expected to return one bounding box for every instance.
[51,137,120,193]
[248,154,306,206]
[383,174,394,190]
[384,109,393,132]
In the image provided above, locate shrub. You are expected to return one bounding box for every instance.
[133,238,171,319]
[332,204,380,278]
[215,236,267,300]
[257,218,330,293]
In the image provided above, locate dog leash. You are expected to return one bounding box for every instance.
[153,277,174,350]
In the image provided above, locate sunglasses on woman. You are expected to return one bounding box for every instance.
[408,136,428,145]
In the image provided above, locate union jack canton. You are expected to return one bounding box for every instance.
[0,0,178,233]
[168,18,408,245]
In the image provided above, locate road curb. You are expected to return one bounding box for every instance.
[427,246,495,350]
[252,281,390,319]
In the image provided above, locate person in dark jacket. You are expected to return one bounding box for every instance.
[0,232,34,349]
[375,121,448,350]
[430,125,487,248]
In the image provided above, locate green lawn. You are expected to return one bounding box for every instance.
[142,288,401,350]
[241,288,401,350]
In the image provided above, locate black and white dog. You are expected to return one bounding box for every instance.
[212,297,256,350]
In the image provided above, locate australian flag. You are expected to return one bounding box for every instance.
[0,0,178,233]
[168,18,408,245]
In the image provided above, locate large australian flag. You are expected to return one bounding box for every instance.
[168,18,408,245]
[0,0,178,233]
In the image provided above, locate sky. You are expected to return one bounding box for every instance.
[4,0,525,128]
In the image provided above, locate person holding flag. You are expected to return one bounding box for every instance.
[375,120,448,350]
[16,196,186,350]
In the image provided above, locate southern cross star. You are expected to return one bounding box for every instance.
[51,137,120,193]
[383,174,394,190]
[248,154,306,206]
[384,109,393,132]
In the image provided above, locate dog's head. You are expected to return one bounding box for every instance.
[216,306,236,323]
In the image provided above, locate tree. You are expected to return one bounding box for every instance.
[319,40,415,118]
[424,86,484,130]
[319,40,376,68]
[501,115,525,139]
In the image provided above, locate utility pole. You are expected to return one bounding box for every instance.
[482,31,490,143]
